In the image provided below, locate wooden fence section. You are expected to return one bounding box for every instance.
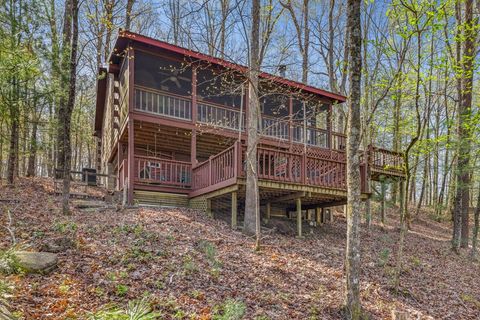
[134,156,192,188]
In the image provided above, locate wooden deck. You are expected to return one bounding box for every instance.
[112,81,404,206]
[120,140,404,201]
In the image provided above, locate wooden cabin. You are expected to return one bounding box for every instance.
[94,30,404,234]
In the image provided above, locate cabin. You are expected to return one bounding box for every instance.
[94,30,404,236]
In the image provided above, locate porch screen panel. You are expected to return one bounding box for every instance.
[259,93,289,140]
[197,68,243,130]
[133,51,192,121]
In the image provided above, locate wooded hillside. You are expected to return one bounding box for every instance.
[1,0,479,319]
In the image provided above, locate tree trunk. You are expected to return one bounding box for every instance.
[26,119,38,177]
[7,112,19,184]
[125,0,135,30]
[381,178,386,226]
[57,0,79,214]
[453,0,475,251]
[244,0,261,249]
[470,182,480,258]
[344,0,362,318]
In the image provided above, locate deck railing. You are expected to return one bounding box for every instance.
[292,124,329,149]
[123,142,379,196]
[133,87,352,153]
[369,146,404,173]
[197,102,244,130]
[254,147,303,183]
[192,143,238,190]
[306,156,346,189]
[261,117,289,140]
[135,156,192,188]
[134,87,192,121]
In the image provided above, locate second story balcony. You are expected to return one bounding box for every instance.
[133,85,347,151]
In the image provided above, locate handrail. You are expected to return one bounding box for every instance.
[135,85,191,101]
[135,156,192,188]
[134,87,192,121]
[197,101,244,130]
[192,143,237,190]
[135,155,190,164]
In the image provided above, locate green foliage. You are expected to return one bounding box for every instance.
[0,278,13,306]
[377,248,391,267]
[198,240,223,270]
[53,220,78,234]
[182,255,197,274]
[116,284,129,297]
[460,294,480,309]
[0,247,21,275]
[89,297,162,320]
[212,299,246,320]
[410,256,422,267]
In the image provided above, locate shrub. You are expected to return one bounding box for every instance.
[213,299,246,320]
[116,284,129,297]
[377,248,390,267]
[89,297,161,320]
[0,247,21,275]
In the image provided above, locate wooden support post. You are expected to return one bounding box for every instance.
[288,96,293,144]
[316,207,322,225]
[192,67,197,124]
[231,191,237,229]
[127,45,135,206]
[127,118,134,205]
[266,202,271,220]
[296,198,303,238]
[206,198,212,218]
[191,129,197,166]
[327,104,332,148]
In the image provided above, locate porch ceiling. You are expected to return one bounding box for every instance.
[121,120,238,161]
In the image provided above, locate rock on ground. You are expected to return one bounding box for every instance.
[14,251,58,274]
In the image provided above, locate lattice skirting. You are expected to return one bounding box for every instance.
[189,196,208,213]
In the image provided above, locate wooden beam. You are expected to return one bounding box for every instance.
[263,191,306,203]
[189,177,237,198]
[296,198,303,238]
[287,199,347,211]
[231,191,237,229]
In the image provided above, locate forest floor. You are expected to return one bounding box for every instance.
[1,178,479,320]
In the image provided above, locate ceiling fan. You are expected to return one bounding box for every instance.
[158,69,190,88]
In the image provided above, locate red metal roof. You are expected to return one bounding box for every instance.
[110,29,347,103]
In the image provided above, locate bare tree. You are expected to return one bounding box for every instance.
[344,0,362,318]
[281,0,310,83]
[244,0,261,249]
